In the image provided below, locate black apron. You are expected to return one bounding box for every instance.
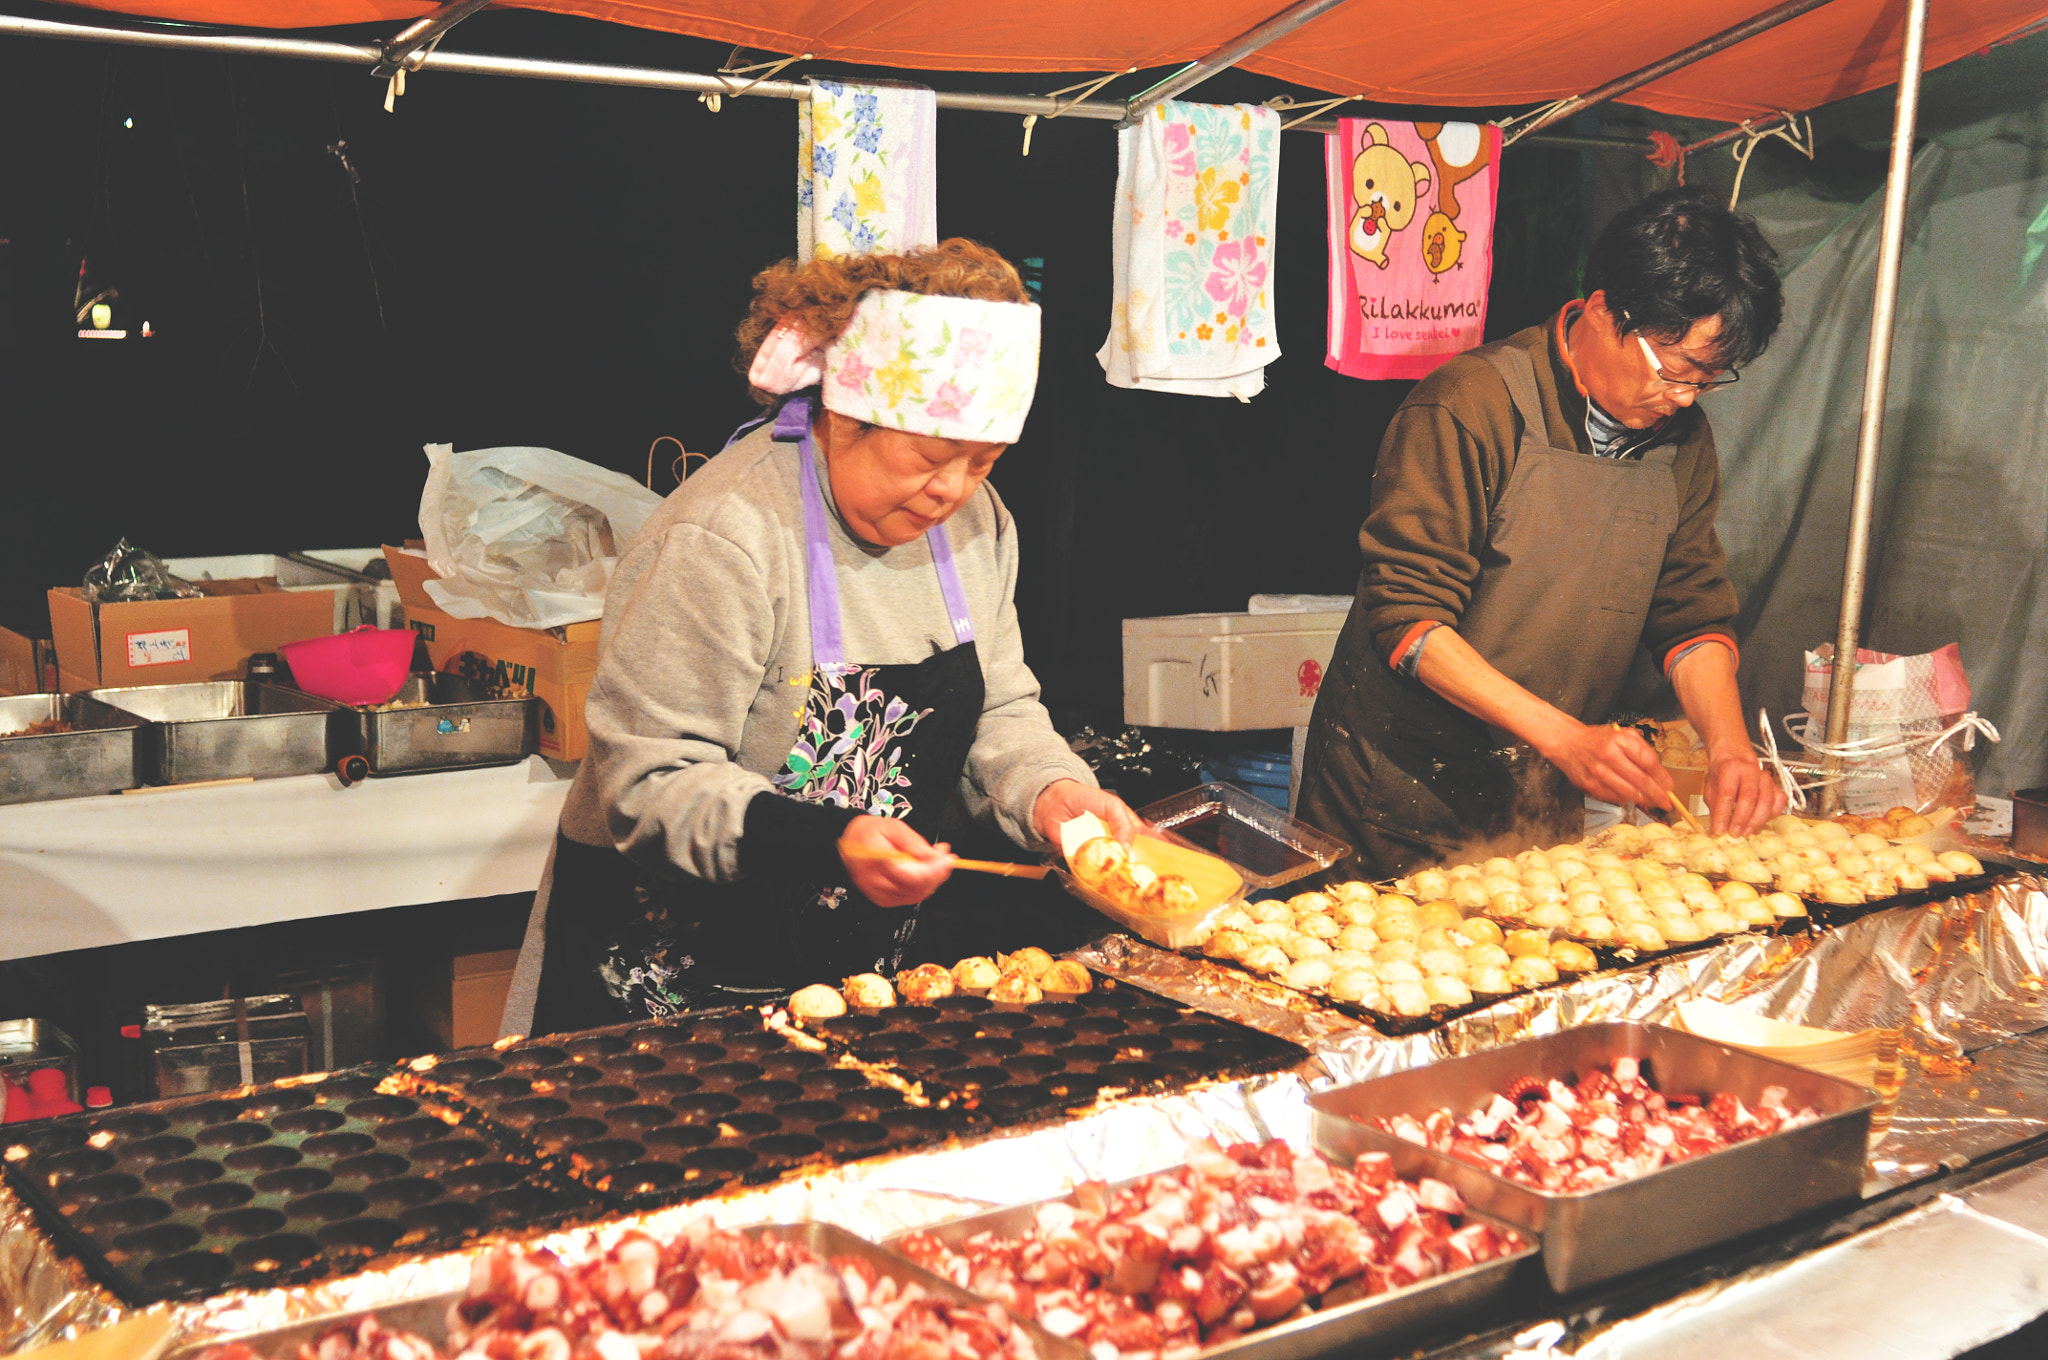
[1297,340,1681,879]
[531,396,985,1033]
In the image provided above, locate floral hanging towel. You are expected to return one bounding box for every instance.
[798,79,938,261]
[1098,100,1280,400]
[1324,119,1501,381]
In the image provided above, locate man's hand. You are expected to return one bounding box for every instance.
[1704,755,1785,836]
[1032,779,1145,849]
[1540,720,1673,809]
[838,815,952,907]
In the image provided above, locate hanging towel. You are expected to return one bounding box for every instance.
[1099,100,1280,400]
[1324,119,1501,381]
[798,79,938,261]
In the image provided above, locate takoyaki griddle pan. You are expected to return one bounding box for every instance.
[803,974,1308,1123]
[404,1011,971,1210]
[0,1070,596,1305]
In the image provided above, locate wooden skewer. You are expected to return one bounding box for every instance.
[838,844,1049,879]
[1666,789,1707,835]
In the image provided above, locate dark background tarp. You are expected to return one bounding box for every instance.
[0,7,1590,724]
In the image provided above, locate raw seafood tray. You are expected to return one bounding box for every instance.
[804,975,1307,1123]
[884,1169,1537,1360]
[0,1071,596,1305]
[344,673,539,776]
[406,1013,971,1209]
[157,1221,1084,1360]
[1307,1021,1877,1293]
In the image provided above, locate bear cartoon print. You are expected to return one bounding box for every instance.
[1348,123,1431,270]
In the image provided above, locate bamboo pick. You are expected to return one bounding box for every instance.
[1667,789,1708,835]
[838,844,1049,879]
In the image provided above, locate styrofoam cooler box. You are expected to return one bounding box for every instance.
[1123,610,1348,730]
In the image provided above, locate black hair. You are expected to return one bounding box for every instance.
[1583,186,1783,371]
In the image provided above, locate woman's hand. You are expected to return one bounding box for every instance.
[1032,779,1145,848]
[838,815,953,907]
[1540,720,1673,810]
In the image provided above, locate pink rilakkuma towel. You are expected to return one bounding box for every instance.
[1324,119,1500,381]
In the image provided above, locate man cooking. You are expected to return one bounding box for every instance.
[1298,187,1788,878]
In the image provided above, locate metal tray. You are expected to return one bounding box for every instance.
[154,1221,1080,1360]
[1139,782,1350,890]
[90,681,343,784]
[349,673,538,775]
[0,692,147,803]
[1308,1021,1877,1294]
[883,1165,1536,1360]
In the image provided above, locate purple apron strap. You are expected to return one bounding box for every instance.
[784,395,975,669]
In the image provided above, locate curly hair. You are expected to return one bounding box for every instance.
[735,239,1029,405]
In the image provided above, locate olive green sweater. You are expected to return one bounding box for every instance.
[1357,307,1740,669]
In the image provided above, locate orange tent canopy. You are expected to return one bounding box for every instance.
[45,0,2048,122]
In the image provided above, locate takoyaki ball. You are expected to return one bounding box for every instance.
[1332,898,1378,928]
[842,973,897,1009]
[1463,942,1511,970]
[1203,930,1250,962]
[1452,917,1505,948]
[1482,856,1518,879]
[1894,866,1930,893]
[1810,821,1852,844]
[1832,851,1874,877]
[1297,913,1342,940]
[1288,890,1336,915]
[1373,903,1421,941]
[1481,874,1520,900]
[1418,947,1467,978]
[1817,880,1864,905]
[1424,974,1473,1008]
[1329,969,1383,1007]
[1334,924,1380,952]
[1616,922,1667,952]
[1747,832,1788,859]
[1526,902,1572,930]
[1504,929,1550,959]
[1409,869,1452,901]
[1155,876,1203,916]
[1850,832,1891,854]
[1465,964,1514,996]
[1250,900,1294,926]
[897,963,956,1004]
[1000,947,1056,980]
[1416,900,1464,931]
[1549,940,1598,973]
[1451,880,1492,910]
[1762,892,1808,919]
[1729,859,1773,885]
[1733,898,1777,927]
[1716,880,1762,904]
[1372,940,1420,966]
[1281,934,1332,962]
[1938,850,1985,877]
[1893,813,1935,837]
[1246,921,1295,947]
[789,984,847,1019]
[1485,891,1529,922]
[1070,836,1128,886]
[1281,958,1335,991]
[1507,955,1560,988]
[1857,871,1898,899]
[1573,914,1618,942]
[1333,880,1380,904]
[1375,959,1424,987]
[1326,949,1373,974]
[1645,839,1688,865]
[1387,981,1434,1018]
[1211,905,1255,933]
[989,971,1043,1005]
[1240,944,1290,975]
[1693,908,1742,936]
[1039,961,1093,995]
[1657,914,1706,944]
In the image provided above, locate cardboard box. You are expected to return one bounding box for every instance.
[451,950,520,1049]
[384,547,597,760]
[48,581,339,690]
[0,628,42,696]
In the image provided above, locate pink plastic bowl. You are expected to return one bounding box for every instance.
[280,626,416,705]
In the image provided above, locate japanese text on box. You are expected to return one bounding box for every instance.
[126,628,192,668]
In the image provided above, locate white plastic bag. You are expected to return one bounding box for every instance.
[418,444,663,629]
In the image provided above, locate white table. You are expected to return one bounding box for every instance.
[0,756,571,960]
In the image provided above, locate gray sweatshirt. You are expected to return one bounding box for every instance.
[557,418,1093,880]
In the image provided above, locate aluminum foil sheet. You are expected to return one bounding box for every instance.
[9,876,2048,1357]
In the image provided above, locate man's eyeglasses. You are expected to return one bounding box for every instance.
[1632,331,1740,395]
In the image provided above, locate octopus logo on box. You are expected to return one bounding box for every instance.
[1298,658,1323,698]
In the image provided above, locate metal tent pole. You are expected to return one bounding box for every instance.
[1507,0,1842,141]
[1119,0,1359,124]
[1819,0,1931,806]
[376,0,494,77]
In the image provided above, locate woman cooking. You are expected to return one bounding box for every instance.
[521,239,1139,1034]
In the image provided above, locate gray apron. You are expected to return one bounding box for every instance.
[1297,342,1680,879]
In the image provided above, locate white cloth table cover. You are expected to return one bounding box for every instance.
[0,757,569,961]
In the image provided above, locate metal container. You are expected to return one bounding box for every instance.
[139,995,311,1098]
[883,1170,1536,1360]
[2012,787,2048,859]
[350,672,538,774]
[1139,781,1350,889]
[0,693,146,803]
[152,1222,1080,1360]
[1308,1021,1876,1294]
[90,681,342,784]
[0,1018,81,1104]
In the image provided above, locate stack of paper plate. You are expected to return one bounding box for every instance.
[1673,998,1905,1141]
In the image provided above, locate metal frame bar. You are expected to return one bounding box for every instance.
[375,0,493,77]
[1120,0,1358,124]
[1819,0,1931,792]
[1684,110,1800,156]
[1508,0,1843,141]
